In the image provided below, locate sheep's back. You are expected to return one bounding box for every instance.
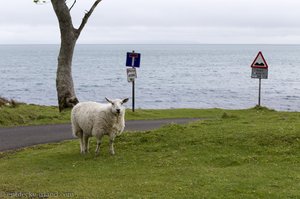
[72,102,108,134]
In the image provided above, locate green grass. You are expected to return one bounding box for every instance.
[0,107,300,198]
[0,105,70,127]
[0,104,222,127]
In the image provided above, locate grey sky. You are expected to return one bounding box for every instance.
[1,0,300,44]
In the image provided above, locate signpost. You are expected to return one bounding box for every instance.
[251,51,269,106]
[126,51,141,112]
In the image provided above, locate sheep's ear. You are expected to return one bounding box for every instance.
[105,97,113,104]
[122,98,129,104]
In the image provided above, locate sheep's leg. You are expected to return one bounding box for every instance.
[95,134,103,156]
[80,137,84,154]
[109,134,116,155]
[77,131,84,154]
[85,136,90,153]
[82,134,90,154]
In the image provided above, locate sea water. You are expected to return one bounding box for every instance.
[0,44,299,111]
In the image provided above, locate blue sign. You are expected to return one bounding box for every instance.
[126,52,141,68]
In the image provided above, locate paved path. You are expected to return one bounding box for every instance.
[0,118,199,152]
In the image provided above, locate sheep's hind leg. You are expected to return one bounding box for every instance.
[82,134,90,154]
[76,131,84,154]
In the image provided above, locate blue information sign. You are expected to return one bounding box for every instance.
[126,52,141,68]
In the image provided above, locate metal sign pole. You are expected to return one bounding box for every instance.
[126,50,140,112]
[131,50,135,112]
[132,79,135,112]
[258,78,261,106]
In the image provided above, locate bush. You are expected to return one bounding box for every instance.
[0,97,21,108]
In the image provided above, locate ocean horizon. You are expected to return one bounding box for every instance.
[0,44,299,111]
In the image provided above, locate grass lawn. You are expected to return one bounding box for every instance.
[0,107,300,198]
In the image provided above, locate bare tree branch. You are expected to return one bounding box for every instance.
[69,0,77,11]
[76,0,102,37]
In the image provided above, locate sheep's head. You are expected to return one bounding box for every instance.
[105,97,129,115]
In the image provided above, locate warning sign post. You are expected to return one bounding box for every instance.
[251,51,269,106]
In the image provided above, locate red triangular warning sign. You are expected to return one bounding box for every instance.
[251,51,269,69]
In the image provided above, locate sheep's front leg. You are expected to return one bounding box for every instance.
[82,134,90,154]
[95,134,103,156]
[109,133,117,155]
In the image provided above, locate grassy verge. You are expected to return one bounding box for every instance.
[0,107,299,198]
[0,105,70,127]
[0,104,222,127]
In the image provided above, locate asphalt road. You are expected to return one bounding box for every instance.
[0,118,199,152]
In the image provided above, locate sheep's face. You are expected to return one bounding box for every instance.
[105,97,129,115]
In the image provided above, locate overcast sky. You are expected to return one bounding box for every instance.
[1,0,300,44]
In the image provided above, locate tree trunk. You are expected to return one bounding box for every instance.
[51,0,102,111]
[51,0,79,111]
[56,33,79,112]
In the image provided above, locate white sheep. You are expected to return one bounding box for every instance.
[71,97,129,155]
